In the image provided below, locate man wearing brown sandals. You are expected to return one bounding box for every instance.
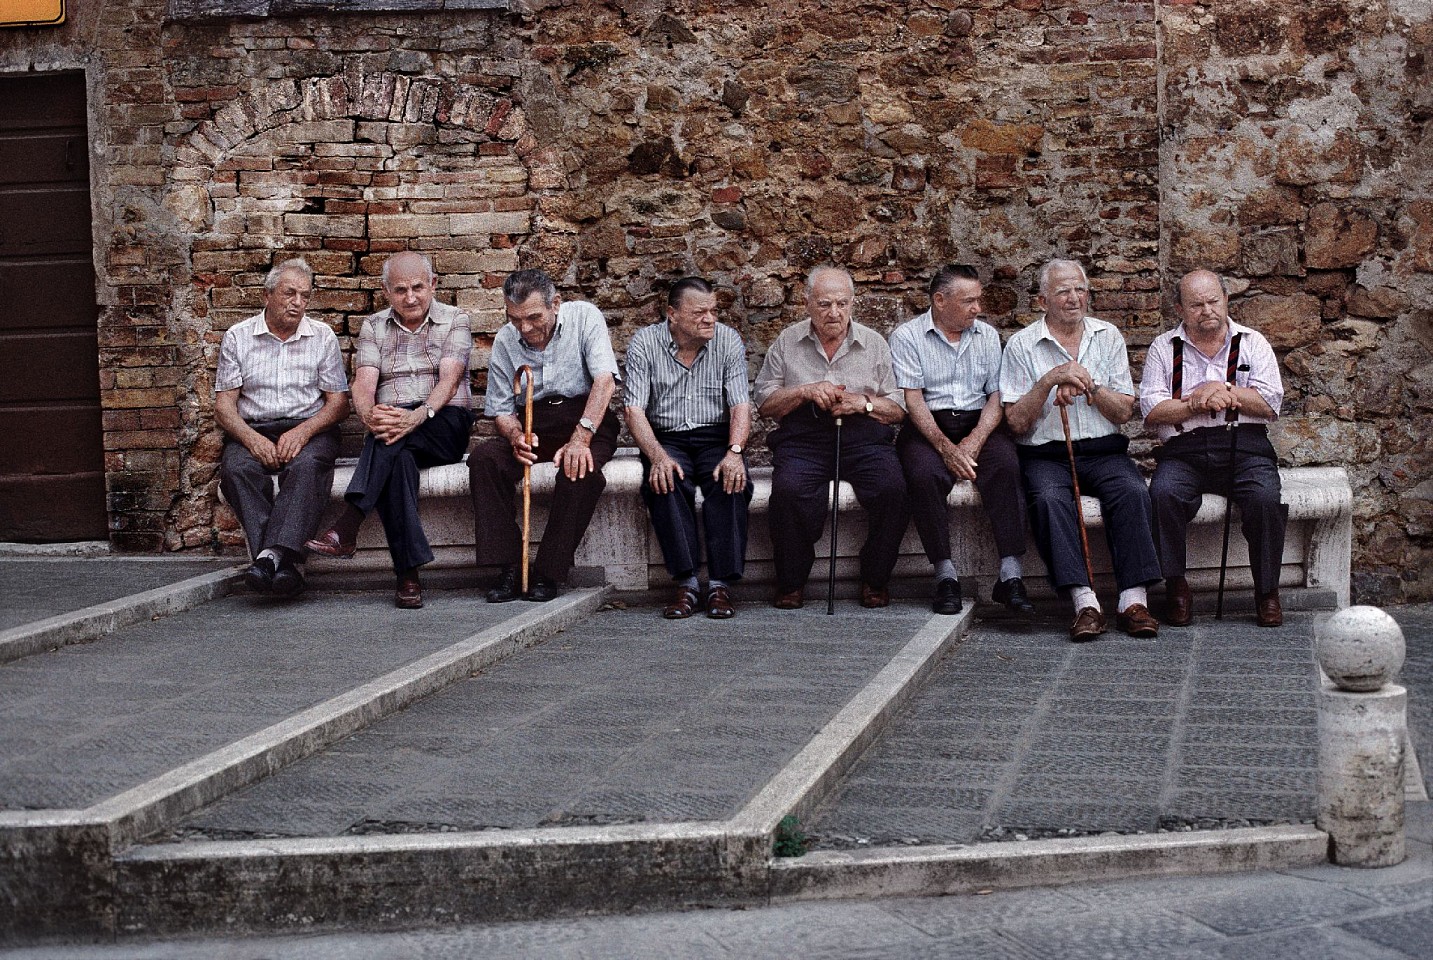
[624,277,753,620]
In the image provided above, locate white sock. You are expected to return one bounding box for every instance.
[258,548,281,564]
[999,556,1022,582]
[1118,586,1148,612]
[1070,586,1099,612]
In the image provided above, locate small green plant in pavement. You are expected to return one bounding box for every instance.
[773,814,809,857]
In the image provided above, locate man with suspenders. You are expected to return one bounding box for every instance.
[1140,270,1287,627]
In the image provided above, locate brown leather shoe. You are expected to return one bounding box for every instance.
[1256,590,1283,627]
[1116,603,1160,638]
[859,583,890,609]
[1070,606,1107,642]
[773,587,804,610]
[662,585,702,619]
[395,571,423,609]
[305,528,356,559]
[706,585,735,620]
[1164,576,1193,627]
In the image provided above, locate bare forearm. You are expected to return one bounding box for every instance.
[727,404,751,448]
[757,385,810,421]
[624,407,667,463]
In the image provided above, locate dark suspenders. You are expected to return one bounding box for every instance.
[1169,332,1242,432]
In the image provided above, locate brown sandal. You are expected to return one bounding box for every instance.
[662,586,702,619]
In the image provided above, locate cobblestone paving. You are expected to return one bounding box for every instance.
[809,611,1322,846]
[0,592,515,810]
[161,601,933,839]
[0,559,232,633]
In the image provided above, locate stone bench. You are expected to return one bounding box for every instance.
[298,452,1352,606]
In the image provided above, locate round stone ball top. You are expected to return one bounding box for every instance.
[1316,606,1405,692]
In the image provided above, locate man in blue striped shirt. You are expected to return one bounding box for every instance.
[890,265,1034,617]
[624,278,753,619]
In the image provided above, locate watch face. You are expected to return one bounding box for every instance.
[730,444,742,454]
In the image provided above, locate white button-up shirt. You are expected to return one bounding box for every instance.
[1139,320,1283,443]
[1000,315,1135,446]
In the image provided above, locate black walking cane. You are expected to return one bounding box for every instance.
[827,416,844,615]
[1215,333,1244,620]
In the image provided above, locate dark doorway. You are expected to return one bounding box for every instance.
[0,71,107,541]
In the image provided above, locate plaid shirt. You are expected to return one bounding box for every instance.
[355,300,473,409]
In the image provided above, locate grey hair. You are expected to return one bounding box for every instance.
[503,268,558,307]
[381,252,435,287]
[264,258,313,292]
[805,265,854,296]
[1038,259,1088,297]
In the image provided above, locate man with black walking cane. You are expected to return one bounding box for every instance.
[1140,269,1286,628]
[754,266,909,611]
[1001,259,1163,642]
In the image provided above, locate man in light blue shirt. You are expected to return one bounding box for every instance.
[890,265,1033,617]
[1002,259,1162,642]
[469,269,620,603]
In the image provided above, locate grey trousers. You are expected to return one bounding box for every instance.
[220,419,341,558]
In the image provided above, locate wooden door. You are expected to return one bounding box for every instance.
[0,71,107,541]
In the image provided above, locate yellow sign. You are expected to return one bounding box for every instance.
[0,1,65,28]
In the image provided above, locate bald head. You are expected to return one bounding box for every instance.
[1175,269,1230,343]
[805,266,856,347]
[381,252,436,328]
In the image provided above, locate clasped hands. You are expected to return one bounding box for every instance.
[1185,380,1239,415]
[245,427,312,469]
[366,404,425,445]
[1048,361,1099,407]
[806,381,873,418]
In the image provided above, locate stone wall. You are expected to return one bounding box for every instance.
[0,0,1428,601]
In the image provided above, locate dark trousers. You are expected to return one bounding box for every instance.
[345,406,473,573]
[1150,426,1287,595]
[768,409,910,591]
[1019,437,1162,592]
[468,395,619,582]
[221,419,340,558]
[897,411,1027,567]
[641,424,752,582]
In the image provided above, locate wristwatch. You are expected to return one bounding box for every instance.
[423,404,436,419]
[577,416,597,434]
[729,443,743,455]
[863,395,875,415]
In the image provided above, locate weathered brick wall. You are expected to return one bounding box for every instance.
[0,0,1428,600]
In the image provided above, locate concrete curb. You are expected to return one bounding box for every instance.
[0,566,242,665]
[731,607,975,838]
[767,825,1330,902]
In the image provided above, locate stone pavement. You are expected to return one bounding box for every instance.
[4,802,1430,958]
[810,611,1321,846]
[153,602,930,840]
[0,559,231,633]
[0,552,1428,956]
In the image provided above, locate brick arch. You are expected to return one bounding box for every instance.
[165,71,555,550]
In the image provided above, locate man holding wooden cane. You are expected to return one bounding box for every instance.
[1001,259,1162,641]
[469,269,620,603]
[1140,269,1286,628]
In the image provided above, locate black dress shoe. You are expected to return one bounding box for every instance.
[486,566,522,603]
[244,556,276,593]
[992,577,1036,615]
[525,574,560,602]
[271,557,305,598]
[932,578,962,615]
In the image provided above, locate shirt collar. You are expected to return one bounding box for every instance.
[255,314,313,341]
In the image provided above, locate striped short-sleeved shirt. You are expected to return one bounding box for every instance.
[889,311,1002,412]
[999,315,1135,445]
[214,312,349,423]
[623,320,750,433]
[355,300,473,409]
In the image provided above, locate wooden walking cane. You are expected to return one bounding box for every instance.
[1059,405,1097,590]
[1216,333,1245,620]
[514,365,534,595]
[827,416,843,616]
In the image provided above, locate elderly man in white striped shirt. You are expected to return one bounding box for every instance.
[215,258,350,597]
[624,277,753,620]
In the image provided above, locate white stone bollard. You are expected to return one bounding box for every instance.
[1315,605,1407,867]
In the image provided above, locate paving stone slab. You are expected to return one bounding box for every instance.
[808,613,1322,847]
[156,602,936,838]
[0,592,520,810]
[0,559,232,633]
